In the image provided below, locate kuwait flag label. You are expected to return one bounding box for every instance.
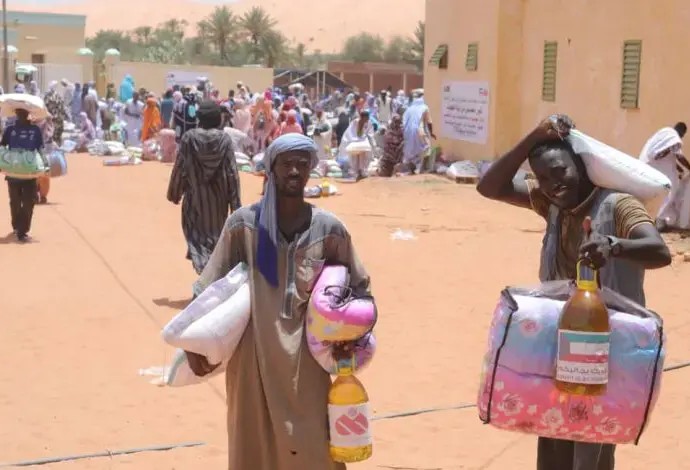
[556,329,610,384]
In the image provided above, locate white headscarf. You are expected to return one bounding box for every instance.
[257,133,318,287]
[640,127,682,163]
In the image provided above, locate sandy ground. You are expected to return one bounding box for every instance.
[1,154,690,469]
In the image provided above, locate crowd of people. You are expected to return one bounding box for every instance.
[3,70,690,470]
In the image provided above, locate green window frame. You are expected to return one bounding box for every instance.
[621,40,642,109]
[542,41,558,102]
[428,44,448,69]
[465,42,478,71]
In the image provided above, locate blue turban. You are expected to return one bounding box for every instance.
[257,133,318,287]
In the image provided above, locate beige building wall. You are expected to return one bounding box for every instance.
[14,23,86,63]
[424,0,501,161]
[426,0,690,160]
[109,62,274,96]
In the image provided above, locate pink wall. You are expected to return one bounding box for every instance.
[425,0,690,160]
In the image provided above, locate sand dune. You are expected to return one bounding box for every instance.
[22,0,424,53]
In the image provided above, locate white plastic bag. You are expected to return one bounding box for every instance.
[165,349,226,387]
[139,351,226,387]
[346,141,372,156]
[446,161,479,179]
[161,263,250,365]
[568,130,671,213]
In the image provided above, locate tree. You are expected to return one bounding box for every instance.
[411,21,425,61]
[294,42,306,68]
[260,30,290,68]
[341,33,385,62]
[384,35,415,64]
[240,6,278,64]
[132,26,153,45]
[197,6,238,63]
[86,30,137,60]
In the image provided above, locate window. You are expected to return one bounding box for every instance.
[542,41,558,102]
[620,40,642,109]
[465,42,478,71]
[428,44,448,69]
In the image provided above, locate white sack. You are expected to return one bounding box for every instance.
[346,141,372,156]
[161,263,250,365]
[567,130,671,214]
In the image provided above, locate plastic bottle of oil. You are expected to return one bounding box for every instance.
[555,261,610,396]
[328,356,373,463]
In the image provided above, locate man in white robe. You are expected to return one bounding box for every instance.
[640,122,690,231]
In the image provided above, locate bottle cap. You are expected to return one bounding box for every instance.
[335,354,357,376]
[576,260,598,291]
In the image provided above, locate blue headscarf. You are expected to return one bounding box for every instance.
[119,75,134,103]
[257,133,318,287]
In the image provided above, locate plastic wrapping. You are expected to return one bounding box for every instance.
[306,265,377,342]
[0,148,47,178]
[306,265,377,374]
[162,263,250,371]
[48,149,68,177]
[477,281,665,445]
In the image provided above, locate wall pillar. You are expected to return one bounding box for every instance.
[78,48,94,84]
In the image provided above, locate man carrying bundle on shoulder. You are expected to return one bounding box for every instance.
[477,115,672,470]
[188,133,371,470]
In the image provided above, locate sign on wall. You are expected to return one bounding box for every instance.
[440,81,490,144]
[165,70,209,87]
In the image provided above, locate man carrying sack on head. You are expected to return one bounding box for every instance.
[1,108,44,242]
[477,115,671,469]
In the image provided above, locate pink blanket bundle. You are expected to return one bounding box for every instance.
[306,265,377,374]
[477,281,665,445]
[160,129,177,163]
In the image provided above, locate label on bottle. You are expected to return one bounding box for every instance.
[328,403,372,448]
[556,329,610,384]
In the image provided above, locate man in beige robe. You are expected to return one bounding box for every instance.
[191,133,370,469]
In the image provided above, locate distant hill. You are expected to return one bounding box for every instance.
[23,0,424,53]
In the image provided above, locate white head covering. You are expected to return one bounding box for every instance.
[640,127,683,163]
[257,133,318,287]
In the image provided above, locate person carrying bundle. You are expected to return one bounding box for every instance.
[477,115,671,470]
[191,133,371,470]
[639,122,690,231]
[1,109,44,242]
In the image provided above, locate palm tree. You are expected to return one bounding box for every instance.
[160,19,188,41]
[260,30,289,68]
[240,6,278,63]
[295,42,306,68]
[197,6,238,63]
